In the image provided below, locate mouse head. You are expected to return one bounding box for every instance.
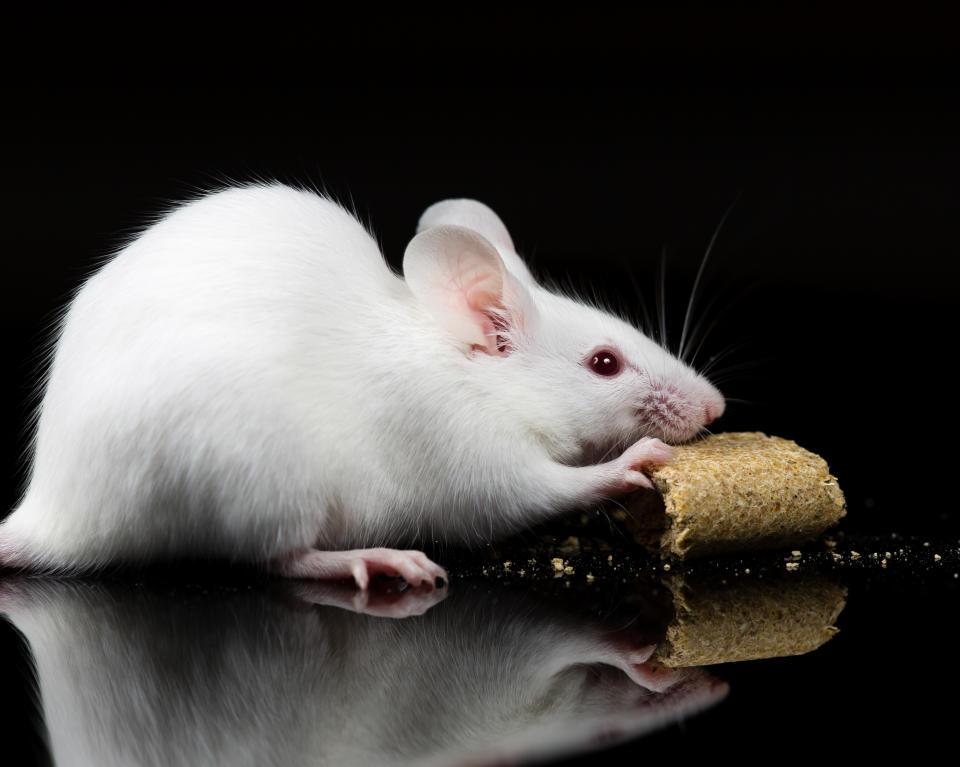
[404,199,725,448]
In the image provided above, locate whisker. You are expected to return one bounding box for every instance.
[685,279,765,368]
[707,359,774,383]
[624,261,656,338]
[699,339,754,376]
[721,396,757,405]
[678,192,742,362]
[657,245,669,350]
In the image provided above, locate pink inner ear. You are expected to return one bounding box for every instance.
[404,224,535,355]
[462,273,506,356]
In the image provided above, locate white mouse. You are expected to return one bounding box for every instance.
[0,184,724,586]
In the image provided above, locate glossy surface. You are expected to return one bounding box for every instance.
[2,526,957,765]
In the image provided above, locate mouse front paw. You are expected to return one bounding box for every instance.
[613,437,674,493]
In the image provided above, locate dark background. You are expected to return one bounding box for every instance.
[5,8,958,532]
[2,6,958,764]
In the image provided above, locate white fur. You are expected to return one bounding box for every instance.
[0,579,726,766]
[1,184,724,570]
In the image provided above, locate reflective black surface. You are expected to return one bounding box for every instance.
[2,531,958,765]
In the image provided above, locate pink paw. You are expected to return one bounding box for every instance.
[289,579,448,618]
[615,437,674,492]
[273,547,449,591]
[606,640,686,692]
[343,549,448,590]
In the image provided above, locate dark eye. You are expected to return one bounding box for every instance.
[588,349,621,377]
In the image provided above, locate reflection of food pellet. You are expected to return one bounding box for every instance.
[653,573,847,667]
[624,432,847,559]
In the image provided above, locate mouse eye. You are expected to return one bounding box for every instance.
[588,349,621,377]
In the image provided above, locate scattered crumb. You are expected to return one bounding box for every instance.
[786,562,800,571]
[831,552,842,561]
[881,558,887,568]
[824,539,837,549]
[923,542,930,547]
[557,537,581,555]
[564,565,575,575]
[885,551,892,558]
[518,569,526,577]
[744,568,751,574]
[791,550,802,557]
[663,563,671,571]
[850,551,861,560]
[503,561,512,570]
[551,557,564,572]
[586,573,595,583]
[934,554,942,562]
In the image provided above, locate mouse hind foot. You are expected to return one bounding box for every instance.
[271,547,448,590]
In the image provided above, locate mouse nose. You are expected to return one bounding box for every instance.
[703,400,724,425]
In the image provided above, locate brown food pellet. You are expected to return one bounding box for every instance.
[622,432,847,559]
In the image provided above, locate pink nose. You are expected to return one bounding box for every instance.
[704,405,718,425]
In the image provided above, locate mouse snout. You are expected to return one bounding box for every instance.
[702,391,725,426]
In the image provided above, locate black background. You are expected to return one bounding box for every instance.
[2,6,958,764]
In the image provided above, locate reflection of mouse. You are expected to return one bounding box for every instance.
[0,578,728,766]
[0,184,723,585]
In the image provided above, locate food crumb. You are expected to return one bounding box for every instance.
[663,563,671,571]
[586,573,595,583]
[503,561,512,570]
[551,557,564,572]
[850,551,861,560]
[824,539,837,549]
[923,542,930,547]
[564,565,575,575]
[791,550,802,557]
[934,554,942,562]
[558,537,581,555]
[786,562,800,571]
[744,568,751,574]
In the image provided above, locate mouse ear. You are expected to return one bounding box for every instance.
[417,199,536,287]
[404,225,534,354]
[417,199,514,251]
